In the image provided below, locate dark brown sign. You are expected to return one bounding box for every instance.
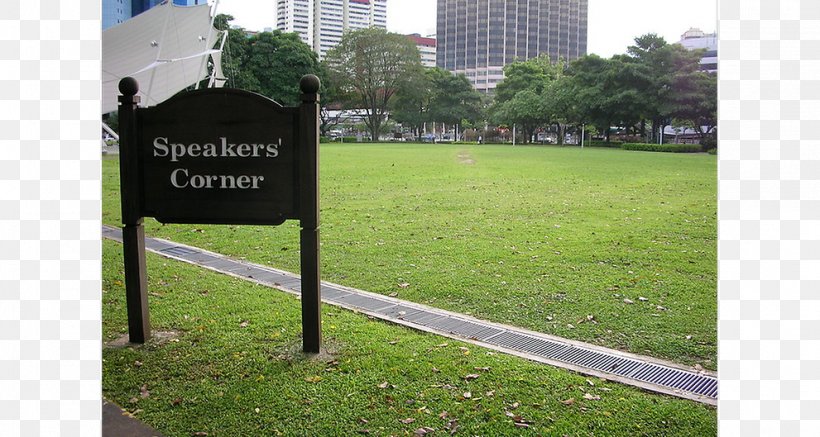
[118,75,322,353]
[138,89,300,225]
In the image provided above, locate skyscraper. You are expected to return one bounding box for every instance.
[436,0,588,93]
[275,0,388,59]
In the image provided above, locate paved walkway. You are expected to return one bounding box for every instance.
[102,225,716,409]
[103,399,164,437]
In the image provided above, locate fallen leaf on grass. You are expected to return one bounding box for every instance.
[400,418,416,424]
[139,385,150,398]
[474,366,491,372]
[414,427,435,436]
[356,429,370,435]
[304,376,322,383]
[398,282,410,289]
[485,390,495,397]
[638,297,649,301]
[586,379,595,386]
[623,298,634,304]
[462,392,472,399]
[583,393,601,401]
[171,397,182,406]
[378,381,396,389]
[514,423,530,428]
[560,398,575,406]
[464,374,480,381]
[239,320,249,328]
[431,367,440,373]
[134,360,143,368]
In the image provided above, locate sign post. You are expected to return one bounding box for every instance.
[118,77,151,344]
[117,75,323,353]
[298,75,321,353]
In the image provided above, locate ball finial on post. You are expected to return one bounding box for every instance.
[300,74,321,94]
[119,77,139,97]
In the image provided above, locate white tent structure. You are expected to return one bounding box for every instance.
[101,1,226,115]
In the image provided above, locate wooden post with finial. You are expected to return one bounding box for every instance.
[118,77,150,344]
[298,74,321,353]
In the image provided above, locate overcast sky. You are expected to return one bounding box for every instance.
[217,0,717,59]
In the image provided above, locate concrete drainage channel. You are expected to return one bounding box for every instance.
[102,225,717,406]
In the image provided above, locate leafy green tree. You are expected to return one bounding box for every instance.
[213,15,320,105]
[212,14,258,91]
[490,55,565,143]
[428,71,484,133]
[493,55,563,103]
[243,31,320,106]
[492,89,544,143]
[324,28,424,141]
[390,67,445,140]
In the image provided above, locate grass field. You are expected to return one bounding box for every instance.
[102,240,717,436]
[102,143,716,369]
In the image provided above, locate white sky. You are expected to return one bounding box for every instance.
[217,0,717,58]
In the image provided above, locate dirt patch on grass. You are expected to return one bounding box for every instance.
[104,330,181,349]
[457,151,475,165]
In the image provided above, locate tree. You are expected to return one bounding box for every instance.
[244,31,320,106]
[213,14,258,91]
[324,28,424,141]
[669,71,717,141]
[428,72,484,134]
[390,67,444,140]
[492,89,544,143]
[489,55,565,143]
[213,15,320,106]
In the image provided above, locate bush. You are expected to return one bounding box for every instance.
[700,135,717,151]
[707,148,717,155]
[621,143,704,153]
[586,140,622,148]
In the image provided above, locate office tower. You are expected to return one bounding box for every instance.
[436,0,588,93]
[275,0,388,59]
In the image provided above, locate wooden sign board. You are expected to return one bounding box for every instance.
[137,89,300,225]
[118,76,322,352]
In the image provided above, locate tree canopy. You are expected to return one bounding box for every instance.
[214,14,320,106]
[323,28,424,141]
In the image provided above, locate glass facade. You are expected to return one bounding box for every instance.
[437,0,588,92]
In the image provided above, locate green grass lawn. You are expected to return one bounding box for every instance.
[102,240,716,436]
[102,143,716,369]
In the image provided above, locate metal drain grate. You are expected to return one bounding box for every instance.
[486,331,568,358]
[103,225,718,404]
[159,246,200,257]
[553,347,644,375]
[632,364,717,398]
[335,294,395,312]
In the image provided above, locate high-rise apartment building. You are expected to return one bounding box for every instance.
[436,0,588,93]
[407,34,437,68]
[275,0,388,59]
